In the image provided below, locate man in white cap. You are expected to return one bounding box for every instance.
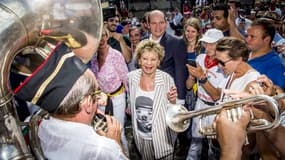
[185,28,227,160]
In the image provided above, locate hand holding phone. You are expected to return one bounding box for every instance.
[188,59,197,67]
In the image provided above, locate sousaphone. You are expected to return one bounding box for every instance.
[0,0,103,159]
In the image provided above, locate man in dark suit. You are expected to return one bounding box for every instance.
[148,10,188,104]
[148,10,189,155]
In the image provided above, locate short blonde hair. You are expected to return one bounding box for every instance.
[135,40,165,65]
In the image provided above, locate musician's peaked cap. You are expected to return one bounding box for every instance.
[14,43,88,113]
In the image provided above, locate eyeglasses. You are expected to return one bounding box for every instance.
[217,59,232,66]
[79,90,102,104]
[89,90,102,103]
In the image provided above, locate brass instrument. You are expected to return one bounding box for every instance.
[28,110,49,160]
[166,94,285,136]
[92,113,108,133]
[0,0,102,159]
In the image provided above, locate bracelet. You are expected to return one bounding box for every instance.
[198,76,208,84]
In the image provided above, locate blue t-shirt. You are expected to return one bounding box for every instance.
[248,51,285,89]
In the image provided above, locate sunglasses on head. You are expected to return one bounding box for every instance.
[216,59,232,66]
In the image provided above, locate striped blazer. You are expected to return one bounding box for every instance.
[127,69,177,159]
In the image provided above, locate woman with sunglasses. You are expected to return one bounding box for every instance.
[208,37,260,159]
[186,35,260,159]
[215,37,260,102]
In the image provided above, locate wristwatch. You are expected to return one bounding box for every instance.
[198,76,208,84]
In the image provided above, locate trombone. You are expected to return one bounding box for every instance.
[166,94,285,136]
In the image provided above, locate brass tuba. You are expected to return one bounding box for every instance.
[0,0,103,159]
[166,94,284,136]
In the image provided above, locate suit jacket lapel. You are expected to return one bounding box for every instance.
[159,32,167,47]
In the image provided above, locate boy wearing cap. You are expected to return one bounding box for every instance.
[186,28,227,160]
[15,43,127,159]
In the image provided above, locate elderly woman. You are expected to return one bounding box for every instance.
[90,26,129,155]
[127,40,177,160]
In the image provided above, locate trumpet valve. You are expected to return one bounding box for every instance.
[199,126,216,137]
[92,114,108,132]
[249,119,271,127]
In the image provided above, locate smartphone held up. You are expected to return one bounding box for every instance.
[188,59,197,67]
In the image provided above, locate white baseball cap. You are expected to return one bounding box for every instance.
[199,28,224,43]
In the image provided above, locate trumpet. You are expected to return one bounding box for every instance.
[166,94,285,136]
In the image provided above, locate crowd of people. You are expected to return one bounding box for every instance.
[12,0,285,160]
